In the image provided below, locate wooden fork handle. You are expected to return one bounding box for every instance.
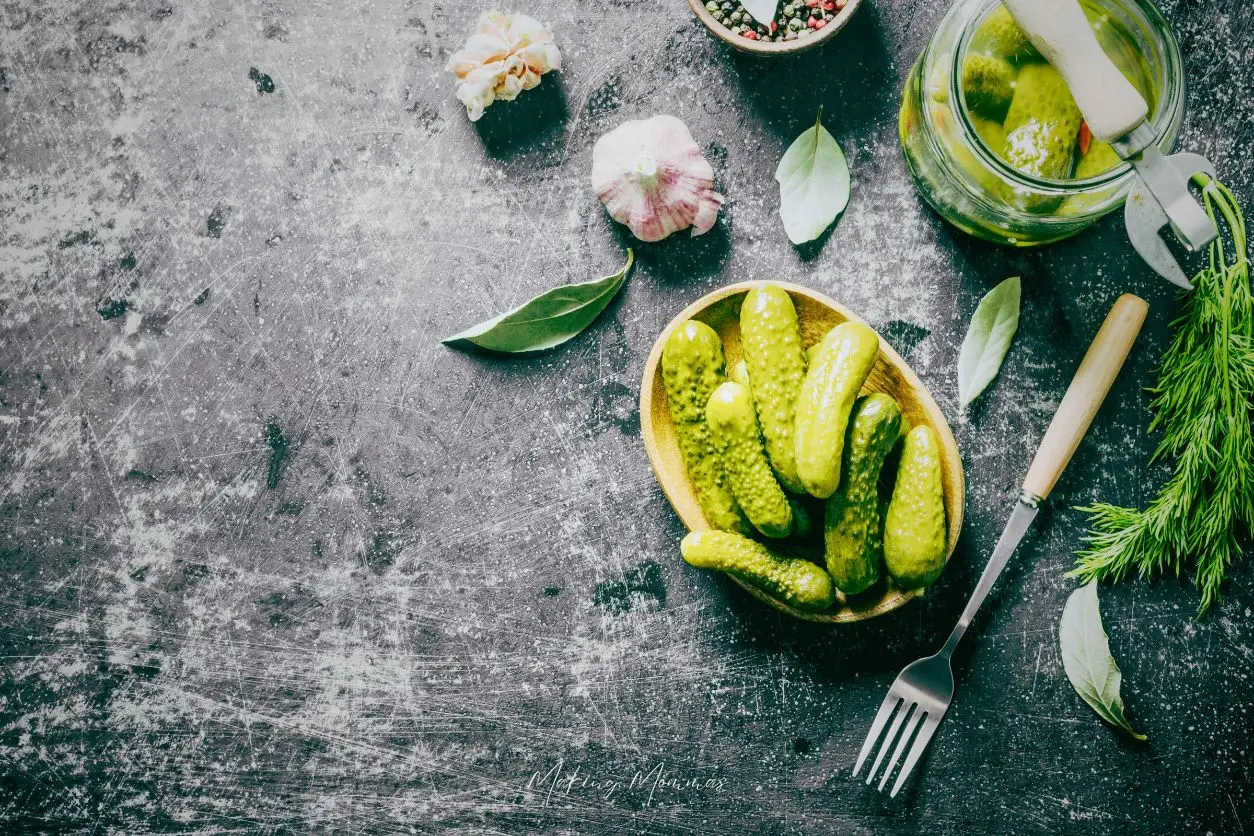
[1021,294,1148,501]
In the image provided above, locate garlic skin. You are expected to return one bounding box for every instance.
[591,115,724,242]
[446,11,561,122]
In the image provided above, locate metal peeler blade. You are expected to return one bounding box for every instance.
[1123,151,1217,290]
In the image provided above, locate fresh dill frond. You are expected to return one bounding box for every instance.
[1071,177,1253,615]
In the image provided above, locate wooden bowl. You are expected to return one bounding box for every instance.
[640,281,965,623]
[687,0,862,56]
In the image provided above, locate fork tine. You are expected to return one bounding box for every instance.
[865,699,911,785]
[878,705,925,791]
[853,694,902,777]
[890,713,942,798]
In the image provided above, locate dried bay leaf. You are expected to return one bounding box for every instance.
[776,110,850,245]
[443,250,634,354]
[742,0,779,25]
[1059,580,1146,740]
[957,276,1020,409]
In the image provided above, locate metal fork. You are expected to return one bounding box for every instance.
[852,294,1149,797]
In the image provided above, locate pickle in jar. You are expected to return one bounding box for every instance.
[960,2,1156,185]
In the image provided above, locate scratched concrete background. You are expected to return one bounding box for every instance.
[2,0,1253,832]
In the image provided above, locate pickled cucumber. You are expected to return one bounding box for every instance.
[974,6,1039,65]
[681,530,835,612]
[1067,141,1126,211]
[740,286,808,495]
[884,426,948,589]
[706,382,793,539]
[794,322,880,499]
[970,114,1007,158]
[1001,63,1083,181]
[962,54,1014,121]
[661,321,750,535]
[1075,140,1122,179]
[805,341,822,367]
[878,415,914,498]
[824,395,902,595]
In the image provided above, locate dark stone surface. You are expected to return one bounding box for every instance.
[1,0,1252,833]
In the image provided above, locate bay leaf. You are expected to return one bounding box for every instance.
[957,276,1020,409]
[442,250,633,354]
[742,0,779,25]
[1059,580,1147,740]
[776,111,850,245]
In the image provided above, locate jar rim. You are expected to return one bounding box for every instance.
[946,0,1184,193]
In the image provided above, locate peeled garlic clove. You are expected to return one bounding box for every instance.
[591,114,724,243]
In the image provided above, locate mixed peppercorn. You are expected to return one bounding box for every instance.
[704,0,849,42]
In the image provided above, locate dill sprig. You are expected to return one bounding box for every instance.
[1071,177,1254,614]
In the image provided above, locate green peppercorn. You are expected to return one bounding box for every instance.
[706,0,718,9]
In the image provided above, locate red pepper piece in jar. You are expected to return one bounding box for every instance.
[807,15,818,27]
[815,17,827,28]
[1077,121,1093,156]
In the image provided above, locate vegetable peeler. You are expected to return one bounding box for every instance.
[1003,0,1217,289]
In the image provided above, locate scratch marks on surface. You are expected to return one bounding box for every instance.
[2,0,1253,833]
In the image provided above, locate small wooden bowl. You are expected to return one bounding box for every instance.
[641,281,965,623]
[687,0,862,56]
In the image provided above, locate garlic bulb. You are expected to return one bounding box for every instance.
[446,11,561,122]
[591,115,724,242]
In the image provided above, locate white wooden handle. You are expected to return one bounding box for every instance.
[1001,0,1148,142]
[1022,294,1148,500]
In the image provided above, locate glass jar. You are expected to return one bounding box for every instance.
[899,0,1184,246]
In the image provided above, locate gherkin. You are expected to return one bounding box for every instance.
[681,530,834,612]
[706,382,793,538]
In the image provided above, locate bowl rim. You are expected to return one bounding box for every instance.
[640,280,966,624]
[686,0,863,55]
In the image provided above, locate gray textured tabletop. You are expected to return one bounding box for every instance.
[2,1,1253,833]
